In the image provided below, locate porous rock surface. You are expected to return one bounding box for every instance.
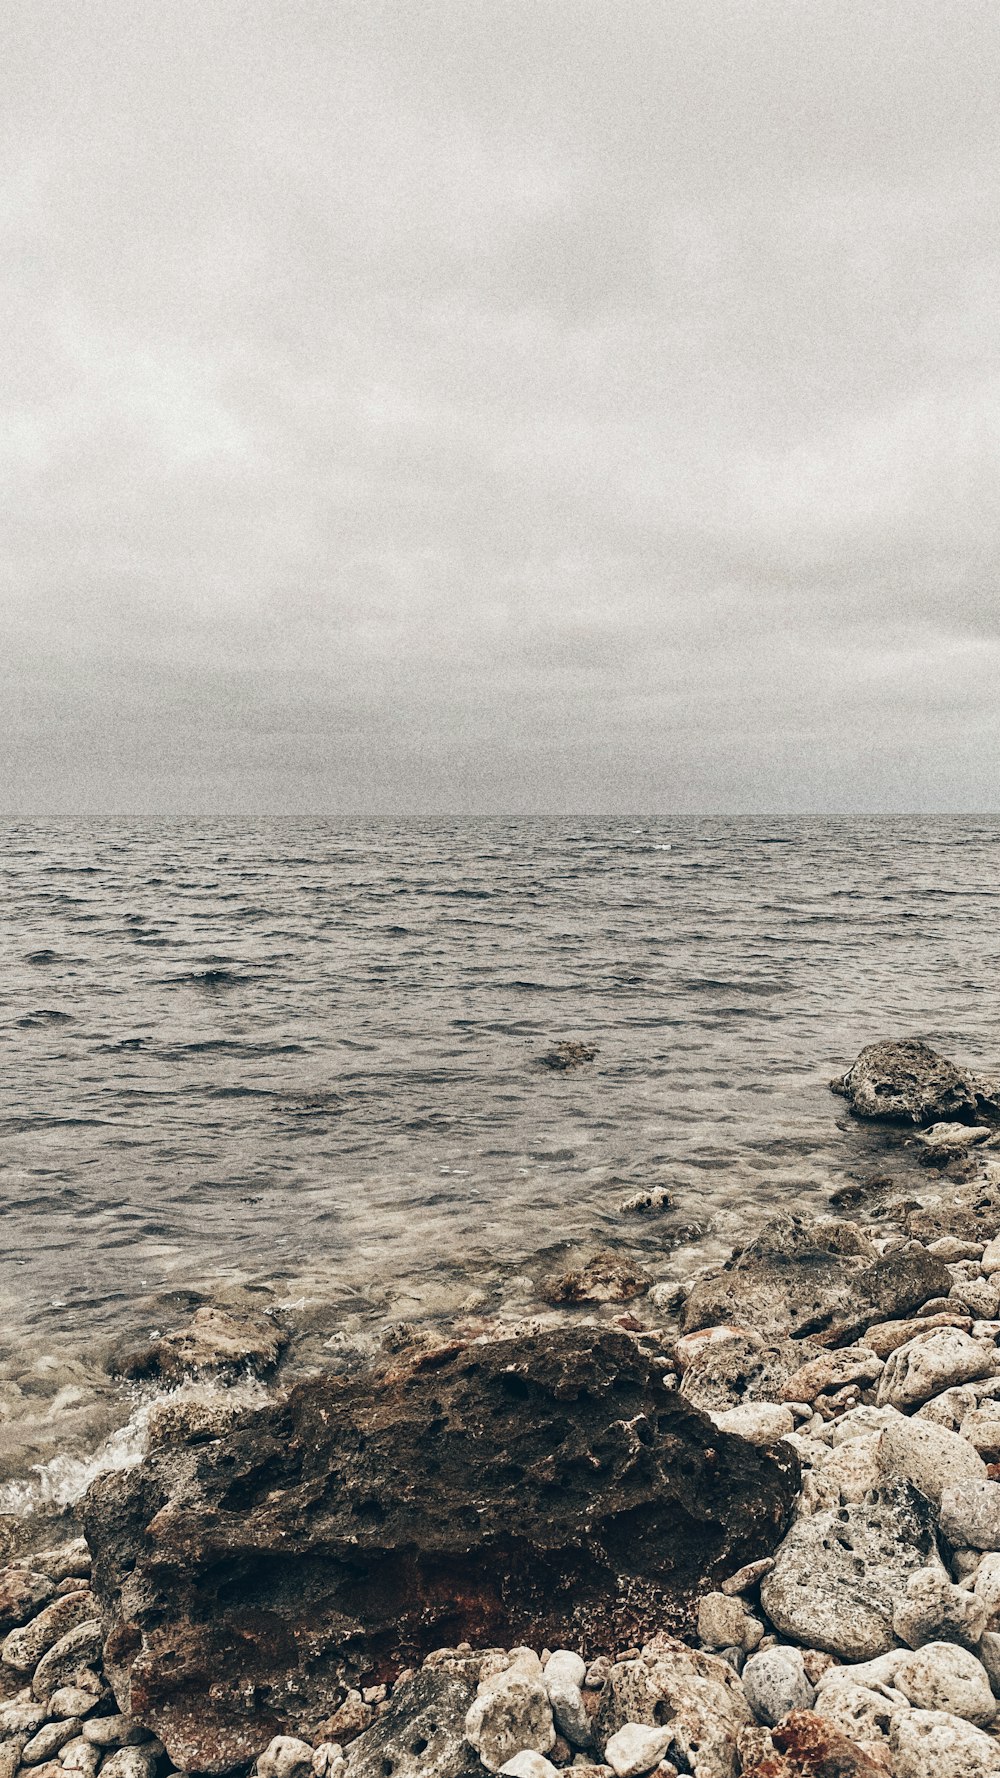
[832,1038,985,1126]
[84,1329,798,1772]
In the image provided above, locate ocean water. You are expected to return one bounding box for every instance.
[3,815,1000,1500]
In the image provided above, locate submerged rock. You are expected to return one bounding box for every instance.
[110,1304,288,1383]
[537,1251,652,1305]
[84,1329,798,1773]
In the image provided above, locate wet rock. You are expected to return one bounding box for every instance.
[112,1304,287,1383]
[892,1567,989,1650]
[890,1706,1000,1775]
[741,1647,816,1727]
[760,1480,938,1659]
[0,1572,56,1634]
[681,1217,950,1344]
[893,1642,996,1725]
[85,1328,798,1773]
[1,1592,96,1674]
[537,1041,598,1071]
[918,1124,994,1162]
[876,1329,997,1410]
[465,1673,555,1773]
[618,1189,673,1216]
[11,1543,90,1585]
[832,1040,982,1126]
[941,1481,1000,1550]
[538,1251,651,1305]
[603,1724,673,1776]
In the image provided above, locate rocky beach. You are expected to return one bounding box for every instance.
[7,1039,1000,1775]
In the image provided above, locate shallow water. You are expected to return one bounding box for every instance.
[2,815,999,1494]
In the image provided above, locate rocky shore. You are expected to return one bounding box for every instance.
[7,1040,1000,1776]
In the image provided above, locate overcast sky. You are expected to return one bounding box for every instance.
[3,1,998,815]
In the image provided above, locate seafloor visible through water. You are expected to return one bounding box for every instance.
[2,815,999,1503]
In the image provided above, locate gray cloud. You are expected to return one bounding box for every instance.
[2,0,999,814]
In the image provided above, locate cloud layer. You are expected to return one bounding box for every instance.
[3,0,999,813]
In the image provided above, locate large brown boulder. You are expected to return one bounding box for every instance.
[84,1329,799,1773]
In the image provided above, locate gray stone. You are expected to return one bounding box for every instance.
[592,1638,750,1778]
[720,1558,774,1597]
[465,1674,555,1775]
[877,1330,997,1410]
[741,1646,816,1726]
[942,1482,1000,1550]
[890,1707,1000,1776]
[760,1480,939,1659]
[709,1404,794,1444]
[58,1741,100,1778]
[894,1643,996,1726]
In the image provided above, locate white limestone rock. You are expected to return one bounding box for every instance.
[709,1403,795,1444]
[942,1482,1000,1551]
[894,1642,997,1726]
[877,1330,997,1411]
[603,1723,674,1777]
[893,1566,990,1650]
[891,1706,1000,1776]
[465,1674,555,1774]
[741,1646,816,1726]
[256,1739,315,1778]
[696,1592,764,1654]
[877,1412,988,1502]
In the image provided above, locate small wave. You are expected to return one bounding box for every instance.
[0,1376,270,1518]
[26,949,59,964]
[16,1009,74,1026]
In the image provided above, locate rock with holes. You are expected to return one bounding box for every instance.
[876,1411,988,1503]
[768,1709,893,1775]
[84,1329,798,1774]
[832,1039,983,1125]
[877,1329,998,1410]
[465,1673,555,1774]
[0,1572,56,1636]
[592,1637,751,1777]
[890,1706,1000,1776]
[342,1671,479,1778]
[941,1482,1000,1551]
[255,1739,315,1778]
[760,1480,939,1659]
[111,1304,288,1383]
[680,1215,950,1344]
[1,1593,96,1674]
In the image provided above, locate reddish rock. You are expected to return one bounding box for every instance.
[84,1329,798,1773]
[770,1710,889,1776]
[538,1251,652,1304]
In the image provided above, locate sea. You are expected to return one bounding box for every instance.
[2,815,999,1514]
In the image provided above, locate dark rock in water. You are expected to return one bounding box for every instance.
[84,1328,799,1773]
[109,1305,287,1383]
[680,1215,951,1344]
[537,1040,598,1070]
[538,1249,652,1304]
[832,1038,984,1126]
[340,1670,479,1778]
